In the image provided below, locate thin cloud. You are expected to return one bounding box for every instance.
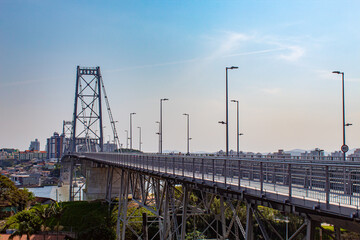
[212,32,252,57]
[278,45,305,61]
[224,48,286,58]
[212,31,306,62]
[106,31,307,73]
[255,34,306,62]
[106,47,285,73]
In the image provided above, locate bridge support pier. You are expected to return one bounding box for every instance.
[84,164,122,201]
[105,166,114,203]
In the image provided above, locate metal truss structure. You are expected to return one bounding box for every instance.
[63,152,360,239]
[68,66,122,201]
[107,168,341,240]
[62,120,73,154]
[71,66,104,153]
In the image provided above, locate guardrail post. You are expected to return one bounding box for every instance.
[288,164,292,199]
[182,157,185,176]
[260,162,263,194]
[213,159,215,183]
[224,159,227,187]
[202,158,204,181]
[193,158,195,179]
[173,157,175,176]
[325,165,329,208]
[152,156,154,171]
[238,160,241,190]
[350,171,353,205]
[343,166,347,196]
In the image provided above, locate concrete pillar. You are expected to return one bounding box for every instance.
[60,160,72,185]
[84,166,122,201]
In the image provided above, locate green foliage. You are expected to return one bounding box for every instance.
[32,201,64,235]
[123,206,157,239]
[185,230,205,240]
[6,201,116,239]
[6,210,41,240]
[0,175,34,212]
[51,201,116,239]
[77,214,116,240]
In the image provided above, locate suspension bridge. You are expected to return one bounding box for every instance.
[60,66,360,240]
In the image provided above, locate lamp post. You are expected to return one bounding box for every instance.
[225,66,238,156]
[130,113,136,149]
[160,98,169,154]
[138,127,142,151]
[332,71,352,161]
[125,130,129,149]
[231,99,240,157]
[183,113,190,155]
[156,121,160,153]
[218,121,226,155]
[239,133,244,156]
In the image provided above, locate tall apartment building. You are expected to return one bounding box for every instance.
[46,132,64,159]
[29,139,40,151]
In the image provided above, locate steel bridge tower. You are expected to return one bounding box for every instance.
[71,66,104,153]
[67,66,121,201]
[62,120,73,155]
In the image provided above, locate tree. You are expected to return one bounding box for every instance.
[33,204,53,240]
[7,210,41,240]
[50,202,64,239]
[0,175,34,212]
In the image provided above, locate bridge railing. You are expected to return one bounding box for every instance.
[80,152,360,208]
[139,152,360,163]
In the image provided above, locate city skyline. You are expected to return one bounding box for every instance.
[1,1,360,153]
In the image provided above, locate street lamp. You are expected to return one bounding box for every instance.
[155,121,160,153]
[183,113,190,155]
[239,133,244,156]
[130,113,136,149]
[225,66,238,156]
[332,71,351,161]
[137,127,142,151]
[160,98,169,154]
[231,99,240,157]
[125,130,129,149]
[218,121,226,155]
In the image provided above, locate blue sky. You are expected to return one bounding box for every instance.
[1,0,360,153]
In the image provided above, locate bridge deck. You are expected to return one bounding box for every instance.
[68,152,360,220]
